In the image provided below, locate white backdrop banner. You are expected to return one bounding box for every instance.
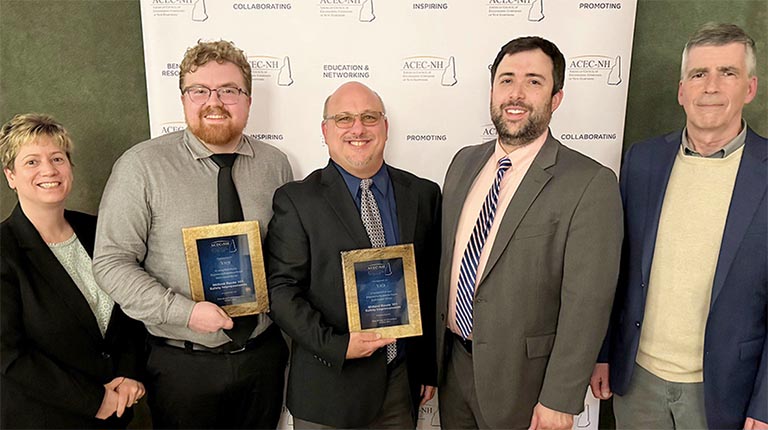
[140,1,637,428]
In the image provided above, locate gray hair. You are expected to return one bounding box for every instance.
[681,23,756,79]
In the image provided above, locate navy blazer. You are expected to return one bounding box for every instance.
[602,127,767,429]
[1,205,146,429]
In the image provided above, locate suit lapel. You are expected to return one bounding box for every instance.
[11,206,103,342]
[320,162,372,247]
[640,133,680,284]
[389,167,418,244]
[478,136,555,286]
[67,210,96,258]
[710,130,767,307]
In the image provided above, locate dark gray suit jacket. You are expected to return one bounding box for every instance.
[436,134,623,428]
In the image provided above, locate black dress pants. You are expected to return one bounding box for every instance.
[146,324,288,429]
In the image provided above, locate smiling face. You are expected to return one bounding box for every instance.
[181,60,252,153]
[322,82,388,179]
[4,135,73,211]
[678,43,757,142]
[490,49,563,151]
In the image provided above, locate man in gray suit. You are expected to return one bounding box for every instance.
[436,36,623,429]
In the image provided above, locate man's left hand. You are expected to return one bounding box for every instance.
[528,402,573,430]
[745,417,768,430]
[419,385,436,406]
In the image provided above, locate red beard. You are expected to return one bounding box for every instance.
[189,106,242,147]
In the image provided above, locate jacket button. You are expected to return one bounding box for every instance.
[440,314,444,321]
[641,283,646,288]
[635,321,641,328]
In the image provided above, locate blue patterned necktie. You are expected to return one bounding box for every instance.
[359,179,397,363]
[455,156,512,339]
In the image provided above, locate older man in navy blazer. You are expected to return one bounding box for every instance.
[591,23,767,430]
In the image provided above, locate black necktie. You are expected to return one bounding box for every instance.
[210,154,244,223]
[210,153,257,346]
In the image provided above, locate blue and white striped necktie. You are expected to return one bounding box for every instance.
[455,156,512,339]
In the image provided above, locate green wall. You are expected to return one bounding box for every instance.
[1,0,766,219]
[626,0,767,145]
[0,0,149,218]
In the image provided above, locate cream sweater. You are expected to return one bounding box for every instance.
[636,145,743,382]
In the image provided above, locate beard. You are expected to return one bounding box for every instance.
[189,106,243,147]
[491,99,552,148]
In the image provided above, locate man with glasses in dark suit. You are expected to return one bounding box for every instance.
[266,81,440,429]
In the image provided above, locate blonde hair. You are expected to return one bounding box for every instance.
[179,40,252,95]
[0,113,73,171]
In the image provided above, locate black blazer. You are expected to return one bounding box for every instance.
[267,162,441,427]
[1,204,146,429]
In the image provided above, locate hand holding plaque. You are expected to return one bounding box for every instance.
[341,244,422,338]
[182,221,269,317]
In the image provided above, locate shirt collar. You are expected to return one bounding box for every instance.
[681,120,747,159]
[494,128,549,165]
[183,128,253,160]
[332,161,390,198]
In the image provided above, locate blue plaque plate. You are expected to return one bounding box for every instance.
[196,234,256,307]
[183,221,268,317]
[341,244,422,338]
[354,257,409,329]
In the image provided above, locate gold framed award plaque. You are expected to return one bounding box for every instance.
[341,244,422,338]
[182,221,268,317]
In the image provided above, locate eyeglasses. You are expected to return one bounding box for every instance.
[323,111,385,128]
[183,86,248,105]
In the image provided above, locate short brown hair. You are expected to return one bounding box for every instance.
[179,40,252,95]
[0,113,73,171]
[491,36,565,96]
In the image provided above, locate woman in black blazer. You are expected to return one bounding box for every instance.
[0,114,146,429]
